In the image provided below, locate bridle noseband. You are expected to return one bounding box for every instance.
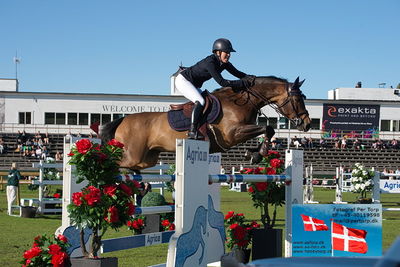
[244,81,308,127]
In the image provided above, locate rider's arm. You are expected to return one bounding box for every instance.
[207,63,247,89]
[225,62,247,79]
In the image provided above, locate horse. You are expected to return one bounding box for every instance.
[101,76,311,170]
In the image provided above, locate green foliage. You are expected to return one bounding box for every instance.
[165,164,175,192]
[67,138,140,258]
[243,150,285,229]
[141,192,167,207]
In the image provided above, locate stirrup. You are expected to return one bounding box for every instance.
[187,130,204,140]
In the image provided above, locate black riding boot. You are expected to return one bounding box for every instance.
[188,101,204,140]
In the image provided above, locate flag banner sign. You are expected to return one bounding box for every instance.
[300,214,329,231]
[292,204,382,257]
[322,103,380,132]
[332,222,368,254]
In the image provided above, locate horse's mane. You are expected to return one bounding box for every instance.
[212,75,288,94]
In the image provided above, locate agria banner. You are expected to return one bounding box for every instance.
[322,104,380,131]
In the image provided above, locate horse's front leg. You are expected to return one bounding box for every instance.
[234,125,275,164]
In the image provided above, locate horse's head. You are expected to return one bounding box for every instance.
[250,76,311,132]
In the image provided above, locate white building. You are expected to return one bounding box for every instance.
[1,79,399,139]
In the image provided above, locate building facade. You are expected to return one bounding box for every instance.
[1,80,399,139]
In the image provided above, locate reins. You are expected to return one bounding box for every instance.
[243,81,308,126]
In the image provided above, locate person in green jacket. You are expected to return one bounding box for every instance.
[7,162,21,215]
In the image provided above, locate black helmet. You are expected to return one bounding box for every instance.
[212,38,236,53]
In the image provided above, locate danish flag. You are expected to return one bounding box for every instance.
[331,222,368,254]
[300,214,328,231]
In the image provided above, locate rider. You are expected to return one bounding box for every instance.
[175,38,255,139]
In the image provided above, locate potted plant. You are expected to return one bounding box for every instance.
[350,163,375,203]
[67,139,141,265]
[127,216,146,235]
[224,211,260,263]
[21,234,69,267]
[241,150,285,259]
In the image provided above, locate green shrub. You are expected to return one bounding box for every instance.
[141,192,166,207]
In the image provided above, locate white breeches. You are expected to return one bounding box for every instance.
[175,74,205,106]
[7,185,17,215]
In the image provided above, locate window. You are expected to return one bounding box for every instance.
[68,113,78,125]
[101,114,111,124]
[310,119,320,130]
[45,112,55,124]
[91,113,100,125]
[278,117,288,129]
[392,120,400,132]
[113,113,124,120]
[380,120,390,131]
[56,113,65,125]
[79,113,89,125]
[19,112,32,124]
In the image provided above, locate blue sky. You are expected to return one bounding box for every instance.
[1,0,399,99]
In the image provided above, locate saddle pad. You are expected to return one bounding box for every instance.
[167,94,221,132]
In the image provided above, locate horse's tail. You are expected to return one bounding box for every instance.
[100,117,124,143]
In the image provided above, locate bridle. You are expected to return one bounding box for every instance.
[243,81,309,127]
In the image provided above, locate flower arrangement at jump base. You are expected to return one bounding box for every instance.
[20,234,69,267]
[350,163,375,203]
[224,211,260,250]
[127,216,146,235]
[241,150,285,229]
[67,139,141,258]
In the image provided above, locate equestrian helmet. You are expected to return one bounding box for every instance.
[212,38,236,53]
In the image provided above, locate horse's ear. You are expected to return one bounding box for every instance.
[299,79,305,88]
[293,77,300,89]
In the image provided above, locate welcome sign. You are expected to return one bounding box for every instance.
[322,103,380,132]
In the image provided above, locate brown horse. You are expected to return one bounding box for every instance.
[101,76,311,170]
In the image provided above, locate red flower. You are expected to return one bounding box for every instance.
[132,219,144,230]
[229,223,239,230]
[268,150,280,158]
[48,244,62,255]
[251,221,261,228]
[225,211,235,220]
[51,251,68,267]
[97,152,108,162]
[108,139,124,148]
[103,184,117,197]
[105,206,119,223]
[119,183,133,196]
[126,201,135,216]
[132,219,144,229]
[83,186,101,206]
[237,213,244,217]
[57,235,68,243]
[75,139,93,154]
[243,168,254,174]
[255,182,268,192]
[161,219,170,227]
[168,223,175,230]
[270,158,283,168]
[53,193,61,198]
[266,167,276,175]
[72,192,83,206]
[248,186,254,193]
[23,246,42,259]
[233,225,247,240]
[67,152,74,157]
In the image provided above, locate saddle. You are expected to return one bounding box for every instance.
[167,91,221,140]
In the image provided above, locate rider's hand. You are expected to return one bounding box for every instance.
[241,75,256,88]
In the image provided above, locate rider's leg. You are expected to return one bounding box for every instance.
[175,74,205,139]
[175,74,205,105]
[188,101,204,139]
